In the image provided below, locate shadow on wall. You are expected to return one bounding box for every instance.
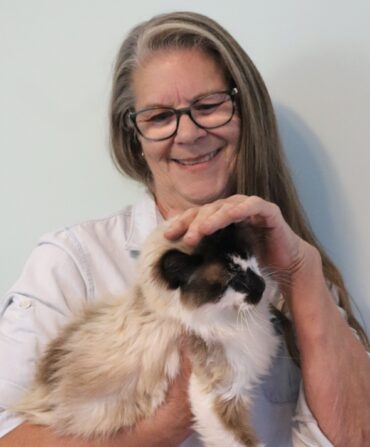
[275,104,369,332]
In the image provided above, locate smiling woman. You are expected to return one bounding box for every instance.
[1,9,369,447]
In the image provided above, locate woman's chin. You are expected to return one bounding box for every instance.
[154,177,235,216]
[178,184,232,207]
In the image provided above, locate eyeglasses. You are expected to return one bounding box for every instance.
[128,87,238,141]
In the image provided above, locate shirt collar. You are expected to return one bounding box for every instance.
[124,190,164,251]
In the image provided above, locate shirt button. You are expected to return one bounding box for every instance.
[19,298,32,309]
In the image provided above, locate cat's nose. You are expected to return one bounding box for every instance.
[245,268,265,304]
[231,268,265,304]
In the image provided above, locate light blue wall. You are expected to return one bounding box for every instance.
[1,1,369,331]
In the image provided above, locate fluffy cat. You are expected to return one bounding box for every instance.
[14,222,281,447]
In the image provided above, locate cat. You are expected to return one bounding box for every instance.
[13,222,281,447]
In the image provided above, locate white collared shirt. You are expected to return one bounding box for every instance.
[0,193,334,446]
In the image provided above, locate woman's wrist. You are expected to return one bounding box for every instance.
[282,242,326,302]
[283,243,338,344]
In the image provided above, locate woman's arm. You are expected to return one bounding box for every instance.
[286,244,370,447]
[0,350,193,447]
[165,194,370,447]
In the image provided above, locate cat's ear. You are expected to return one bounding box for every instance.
[159,249,202,289]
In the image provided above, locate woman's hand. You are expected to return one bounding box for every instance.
[165,195,319,284]
[139,343,193,446]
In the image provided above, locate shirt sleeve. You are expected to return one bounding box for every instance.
[292,382,333,446]
[0,237,89,438]
[291,284,369,447]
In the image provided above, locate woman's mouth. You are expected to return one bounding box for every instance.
[172,148,222,166]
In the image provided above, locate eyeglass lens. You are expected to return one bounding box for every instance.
[134,91,235,140]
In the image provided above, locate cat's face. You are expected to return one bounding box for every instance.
[140,223,271,328]
[158,224,265,311]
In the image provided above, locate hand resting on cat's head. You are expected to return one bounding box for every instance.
[13,223,280,447]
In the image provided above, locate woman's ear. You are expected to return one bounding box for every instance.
[159,249,203,289]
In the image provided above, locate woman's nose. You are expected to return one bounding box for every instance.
[174,114,207,144]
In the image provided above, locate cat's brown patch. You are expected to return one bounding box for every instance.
[37,319,80,386]
[214,396,259,447]
[181,262,230,309]
[202,262,225,282]
[188,334,230,392]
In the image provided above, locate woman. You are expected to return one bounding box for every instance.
[0,11,369,447]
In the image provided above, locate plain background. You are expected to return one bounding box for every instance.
[1,1,369,332]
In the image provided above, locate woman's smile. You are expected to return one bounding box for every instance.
[170,147,223,167]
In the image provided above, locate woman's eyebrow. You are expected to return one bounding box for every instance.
[137,88,227,110]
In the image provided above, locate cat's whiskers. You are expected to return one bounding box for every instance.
[238,305,276,340]
[236,306,246,330]
[260,268,293,289]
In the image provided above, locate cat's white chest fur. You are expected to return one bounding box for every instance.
[212,317,277,391]
[187,291,280,447]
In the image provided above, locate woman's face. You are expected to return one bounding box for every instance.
[132,48,240,216]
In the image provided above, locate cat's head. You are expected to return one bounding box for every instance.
[139,222,275,330]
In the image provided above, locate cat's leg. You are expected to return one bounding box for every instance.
[189,375,261,447]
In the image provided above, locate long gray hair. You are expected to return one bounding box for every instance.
[109,11,368,353]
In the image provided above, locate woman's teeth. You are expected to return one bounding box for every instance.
[174,148,221,166]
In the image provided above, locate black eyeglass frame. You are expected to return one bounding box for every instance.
[128,87,238,141]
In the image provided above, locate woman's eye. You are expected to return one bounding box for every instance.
[137,109,174,125]
[194,102,221,113]
[147,111,173,123]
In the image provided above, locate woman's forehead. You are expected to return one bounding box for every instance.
[132,48,228,109]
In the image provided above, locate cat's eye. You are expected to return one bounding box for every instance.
[227,262,242,275]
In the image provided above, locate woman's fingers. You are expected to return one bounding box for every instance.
[223,196,280,226]
[164,202,223,244]
[164,207,199,240]
[182,201,239,245]
[196,198,247,234]
[164,195,282,246]
[165,195,248,245]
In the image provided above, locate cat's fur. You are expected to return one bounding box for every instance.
[14,222,281,447]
